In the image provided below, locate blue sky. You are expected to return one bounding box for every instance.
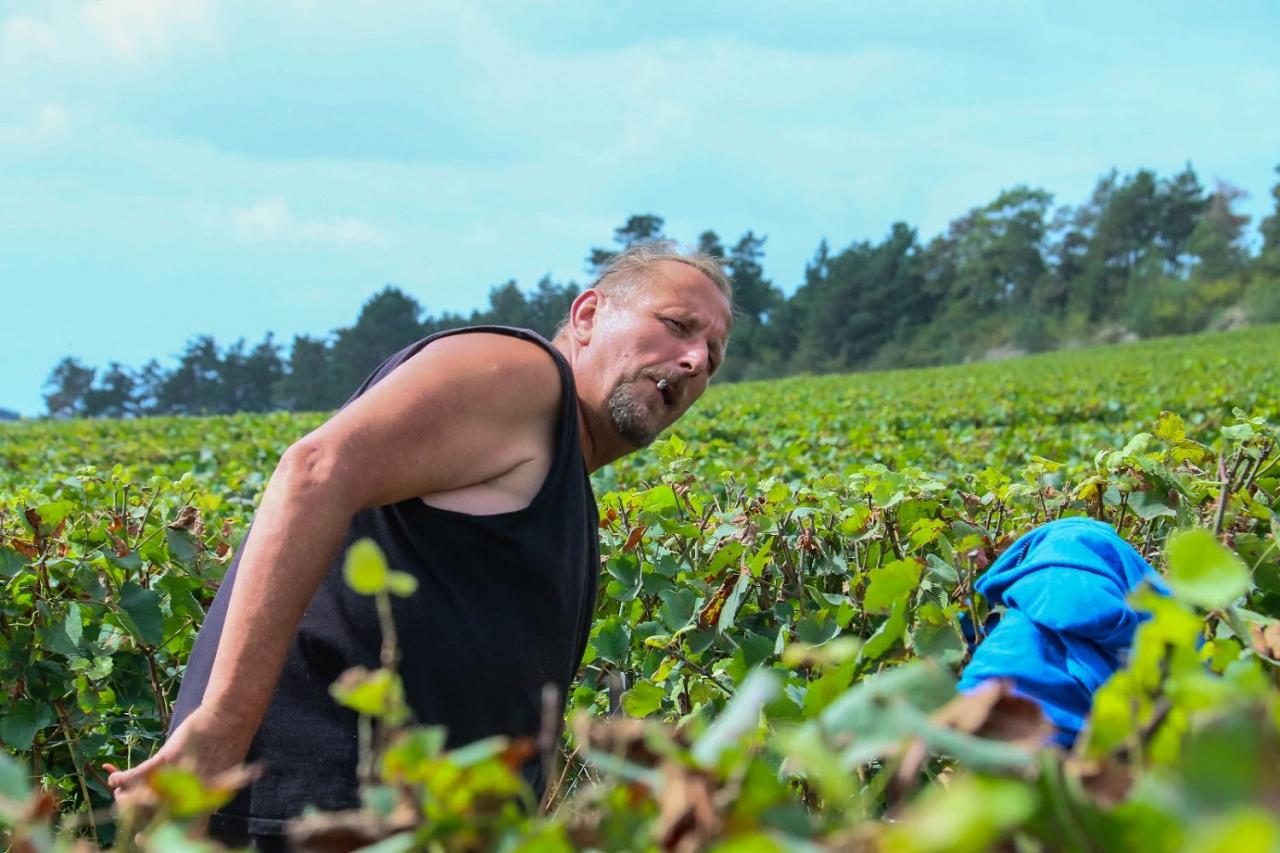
[2,0,1278,415]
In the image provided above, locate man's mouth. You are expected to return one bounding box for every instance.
[655,377,675,407]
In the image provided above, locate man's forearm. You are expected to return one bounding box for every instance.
[197,442,356,734]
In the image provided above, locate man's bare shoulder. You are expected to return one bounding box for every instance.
[397,331,564,420]
[301,332,566,510]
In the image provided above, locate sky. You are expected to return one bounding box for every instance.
[2,0,1278,416]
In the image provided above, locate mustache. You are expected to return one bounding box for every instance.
[641,370,683,399]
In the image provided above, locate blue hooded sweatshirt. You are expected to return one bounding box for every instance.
[957,517,1168,746]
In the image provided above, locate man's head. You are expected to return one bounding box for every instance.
[557,243,734,460]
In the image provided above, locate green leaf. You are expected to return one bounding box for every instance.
[43,603,83,657]
[119,581,165,646]
[863,559,922,613]
[795,613,839,646]
[692,669,778,768]
[908,518,948,552]
[0,546,28,578]
[30,500,75,531]
[87,655,114,680]
[386,570,418,598]
[706,542,745,576]
[593,617,631,665]
[859,599,908,663]
[157,575,204,621]
[1166,528,1251,609]
[149,765,239,818]
[621,680,666,717]
[925,553,960,586]
[382,726,448,780]
[659,587,697,631]
[912,619,966,664]
[330,666,405,721]
[65,601,83,649]
[1221,423,1255,441]
[803,660,855,717]
[1129,489,1177,521]
[1154,410,1186,443]
[0,751,30,800]
[144,823,230,853]
[820,661,956,735]
[344,538,389,595]
[1184,807,1280,852]
[0,700,55,750]
[883,775,1037,851]
[165,528,199,563]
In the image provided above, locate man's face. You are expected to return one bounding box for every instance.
[589,261,732,448]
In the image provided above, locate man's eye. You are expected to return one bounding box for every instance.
[662,317,687,333]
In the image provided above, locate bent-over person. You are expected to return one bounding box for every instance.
[106,243,733,847]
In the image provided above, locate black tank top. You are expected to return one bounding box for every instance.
[170,327,600,836]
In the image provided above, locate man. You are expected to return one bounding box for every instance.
[106,243,733,843]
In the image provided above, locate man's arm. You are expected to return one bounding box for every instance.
[107,333,563,792]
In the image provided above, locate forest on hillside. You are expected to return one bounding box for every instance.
[37,163,1280,419]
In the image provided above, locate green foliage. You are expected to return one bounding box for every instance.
[3,325,1280,849]
[1165,529,1250,609]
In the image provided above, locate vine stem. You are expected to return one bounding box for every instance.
[1213,452,1232,538]
[144,650,170,731]
[55,700,99,841]
[375,590,398,671]
[663,645,734,697]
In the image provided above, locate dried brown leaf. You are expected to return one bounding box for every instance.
[167,505,204,538]
[7,538,38,559]
[1064,757,1133,807]
[574,716,679,768]
[931,679,1052,749]
[622,525,647,553]
[656,763,721,853]
[697,573,737,630]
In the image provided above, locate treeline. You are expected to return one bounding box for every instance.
[40,162,1280,418]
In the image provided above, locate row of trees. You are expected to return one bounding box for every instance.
[39,163,1280,418]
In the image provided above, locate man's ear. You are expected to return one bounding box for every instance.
[568,289,601,344]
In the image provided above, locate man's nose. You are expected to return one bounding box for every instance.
[678,341,711,376]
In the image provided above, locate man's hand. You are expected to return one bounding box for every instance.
[104,704,257,802]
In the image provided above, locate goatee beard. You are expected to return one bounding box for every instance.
[607,377,662,447]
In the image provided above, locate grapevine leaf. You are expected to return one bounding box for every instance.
[344,538,389,595]
[864,559,923,614]
[1166,529,1251,609]
[621,681,666,718]
[0,701,55,750]
[593,617,631,665]
[119,582,165,647]
[860,599,909,663]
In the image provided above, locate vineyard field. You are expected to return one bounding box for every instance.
[2,324,1279,851]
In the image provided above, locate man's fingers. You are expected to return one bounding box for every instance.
[106,755,158,791]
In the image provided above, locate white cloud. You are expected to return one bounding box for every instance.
[0,14,60,64]
[0,103,72,149]
[80,0,212,61]
[225,197,397,249]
